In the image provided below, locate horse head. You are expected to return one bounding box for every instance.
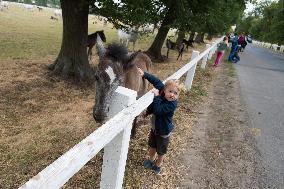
[97,30,106,43]
[93,40,128,123]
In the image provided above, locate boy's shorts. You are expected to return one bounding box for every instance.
[148,129,170,155]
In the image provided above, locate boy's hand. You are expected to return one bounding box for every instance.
[151,88,159,96]
[137,67,144,77]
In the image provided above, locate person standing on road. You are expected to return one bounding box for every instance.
[238,32,247,52]
[137,68,181,175]
[228,33,239,62]
[214,36,228,67]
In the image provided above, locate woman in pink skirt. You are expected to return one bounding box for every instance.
[214,36,228,66]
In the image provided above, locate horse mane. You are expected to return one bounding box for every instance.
[124,50,142,70]
[105,43,143,70]
[106,43,128,63]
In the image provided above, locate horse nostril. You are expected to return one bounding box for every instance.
[93,114,104,123]
[107,107,110,112]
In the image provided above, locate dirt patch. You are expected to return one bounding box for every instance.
[178,62,265,188]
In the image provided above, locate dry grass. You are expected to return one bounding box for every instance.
[0,3,217,189]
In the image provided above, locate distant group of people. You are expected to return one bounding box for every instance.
[228,32,251,63]
[227,33,241,63]
[214,32,252,66]
[214,36,229,66]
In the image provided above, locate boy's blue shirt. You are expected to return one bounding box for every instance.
[143,72,178,135]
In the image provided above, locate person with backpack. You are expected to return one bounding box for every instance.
[238,32,247,52]
[228,33,239,62]
[213,36,228,67]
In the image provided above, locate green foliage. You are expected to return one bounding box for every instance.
[203,0,245,35]
[36,0,47,6]
[237,0,284,44]
[88,0,247,60]
[90,0,166,29]
[90,0,246,36]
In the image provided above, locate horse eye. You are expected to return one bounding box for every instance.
[94,75,99,81]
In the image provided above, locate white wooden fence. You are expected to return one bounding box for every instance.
[18,37,223,189]
[253,40,284,53]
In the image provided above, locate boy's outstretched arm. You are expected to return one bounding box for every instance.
[137,67,164,90]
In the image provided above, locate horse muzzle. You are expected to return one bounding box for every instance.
[93,112,108,123]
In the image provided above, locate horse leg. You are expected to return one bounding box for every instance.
[131,116,138,138]
[177,52,181,60]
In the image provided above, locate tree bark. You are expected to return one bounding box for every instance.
[49,0,93,81]
[146,5,176,62]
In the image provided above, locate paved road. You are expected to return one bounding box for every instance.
[235,45,284,188]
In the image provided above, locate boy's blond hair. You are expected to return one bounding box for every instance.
[164,79,183,94]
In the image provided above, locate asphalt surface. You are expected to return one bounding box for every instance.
[234,45,284,188]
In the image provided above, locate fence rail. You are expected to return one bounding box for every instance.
[253,40,284,53]
[19,36,223,189]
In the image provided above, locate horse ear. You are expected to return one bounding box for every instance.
[96,35,106,59]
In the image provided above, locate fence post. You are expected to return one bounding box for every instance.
[185,50,199,90]
[100,86,137,189]
[208,44,215,60]
[201,44,211,69]
[280,45,284,53]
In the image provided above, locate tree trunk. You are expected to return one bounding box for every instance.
[146,5,176,62]
[49,0,93,81]
[146,22,170,62]
[195,32,205,43]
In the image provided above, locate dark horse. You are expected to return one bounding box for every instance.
[182,38,194,50]
[176,42,185,61]
[87,30,106,60]
[93,36,151,137]
[166,38,185,60]
[166,38,175,58]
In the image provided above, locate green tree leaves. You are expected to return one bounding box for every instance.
[237,0,284,44]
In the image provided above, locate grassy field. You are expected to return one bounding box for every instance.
[0,4,157,61]
[0,3,216,189]
[0,5,62,60]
